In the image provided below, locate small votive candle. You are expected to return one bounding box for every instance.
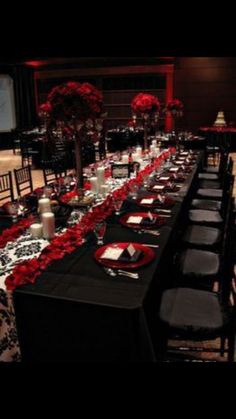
[41,212,55,240]
[132,152,139,162]
[30,223,43,239]
[90,176,98,193]
[122,154,129,163]
[150,145,156,152]
[136,146,142,157]
[38,198,51,214]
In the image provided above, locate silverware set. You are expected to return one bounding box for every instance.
[154,209,171,214]
[134,229,160,236]
[103,267,139,279]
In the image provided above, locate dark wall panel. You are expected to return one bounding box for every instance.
[35,57,236,133]
[36,68,167,130]
[174,57,236,132]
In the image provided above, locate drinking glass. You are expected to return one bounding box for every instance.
[94,221,107,245]
[141,172,150,188]
[113,197,123,215]
[67,210,84,228]
[157,194,165,205]
[129,182,139,199]
[43,185,53,198]
[10,202,19,223]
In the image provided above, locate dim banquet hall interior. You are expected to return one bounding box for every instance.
[1,56,236,363]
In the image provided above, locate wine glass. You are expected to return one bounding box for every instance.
[43,185,53,198]
[113,197,123,215]
[67,210,83,228]
[129,182,139,199]
[157,194,165,205]
[94,221,107,245]
[141,172,150,188]
[10,202,19,223]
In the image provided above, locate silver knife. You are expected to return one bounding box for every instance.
[154,209,171,213]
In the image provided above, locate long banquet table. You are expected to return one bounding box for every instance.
[9,150,203,362]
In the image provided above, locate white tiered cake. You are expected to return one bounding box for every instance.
[213,111,227,127]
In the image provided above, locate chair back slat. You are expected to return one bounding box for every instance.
[43,168,64,185]
[0,171,14,202]
[14,166,33,196]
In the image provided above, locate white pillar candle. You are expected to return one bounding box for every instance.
[90,176,98,193]
[152,139,157,147]
[132,152,139,162]
[38,198,51,214]
[122,154,129,163]
[96,166,105,186]
[41,212,55,240]
[136,146,142,157]
[30,223,43,239]
[150,145,156,152]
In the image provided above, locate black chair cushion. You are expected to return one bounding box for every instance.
[198,173,219,180]
[203,167,220,174]
[182,225,221,247]
[179,249,220,277]
[189,209,223,224]
[198,180,221,189]
[159,288,227,338]
[197,188,223,199]
[191,199,221,211]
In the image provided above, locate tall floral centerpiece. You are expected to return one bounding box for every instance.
[46,81,103,189]
[131,93,160,150]
[38,102,52,131]
[165,99,184,149]
[165,99,184,128]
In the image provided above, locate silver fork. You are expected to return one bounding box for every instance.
[104,267,139,279]
[134,229,160,236]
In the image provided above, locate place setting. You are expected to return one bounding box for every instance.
[119,211,167,232]
[0,199,30,223]
[94,242,155,272]
[135,194,175,212]
[149,181,180,193]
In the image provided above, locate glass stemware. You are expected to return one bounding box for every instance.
[10,202,20,223]
[67,210,84,228]
[113,197,123,215]
[157,194,165,205]
[94,221,107,245]
[128,182,139,199]
[141,172,150,188]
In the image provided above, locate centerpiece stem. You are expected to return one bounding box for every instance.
[144,123,148,150]
[73,121,83,190]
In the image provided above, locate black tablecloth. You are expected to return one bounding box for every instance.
[12,153,203,362]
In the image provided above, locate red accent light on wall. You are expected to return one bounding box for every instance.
[25,61,44,67]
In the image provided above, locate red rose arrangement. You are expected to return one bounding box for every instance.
[38,102,52,130]
[46,81,104,189]
[127,119,136,128]
[131,93,160,149]
[47,81,103,124]
[166,99,184,117]
[131,93,160,116]
[38,102,52,116]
